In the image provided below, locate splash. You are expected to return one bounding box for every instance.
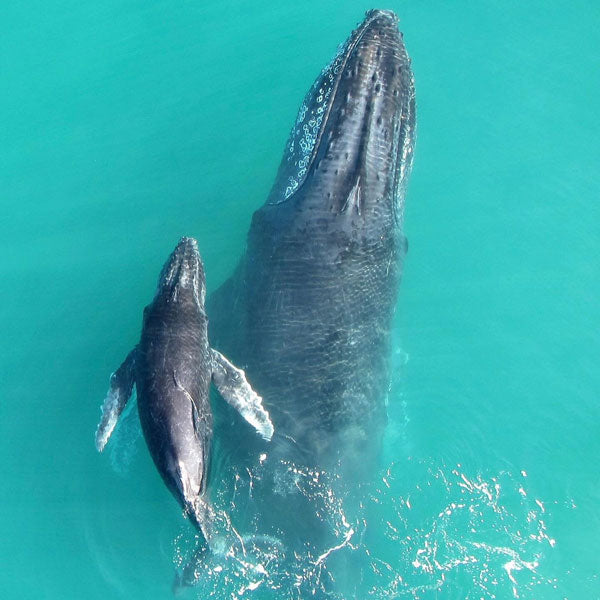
[363,459,558,599]
[171,456,558,599]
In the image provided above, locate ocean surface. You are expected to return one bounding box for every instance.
[1,1,598,598]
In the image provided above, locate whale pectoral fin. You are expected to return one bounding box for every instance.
[210,349,274,441]
[95,347,137,452]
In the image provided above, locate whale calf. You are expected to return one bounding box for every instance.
[95,237,273,541]
[210,9,416,476]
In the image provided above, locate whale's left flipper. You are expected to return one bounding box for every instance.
[95,347,137,452]
[210,348,274,441]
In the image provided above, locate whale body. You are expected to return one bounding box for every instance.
[210,9,416,476]
[95,237,273,541]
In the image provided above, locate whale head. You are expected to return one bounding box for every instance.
[265,9,415,231]
[155,236,206,309]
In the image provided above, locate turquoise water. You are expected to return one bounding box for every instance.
[1,1,599,598]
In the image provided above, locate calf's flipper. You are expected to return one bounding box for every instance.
[95,347,137,452]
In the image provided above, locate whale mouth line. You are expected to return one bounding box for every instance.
[257,7,415,232]
[300,11,395,189]
[266,10,403,206]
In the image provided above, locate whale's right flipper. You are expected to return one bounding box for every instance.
[210,349,274,441]
[95,347,137,452]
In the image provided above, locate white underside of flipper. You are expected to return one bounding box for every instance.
[95,347,137,452]
[95,382,123,452]
[210,349,274,441]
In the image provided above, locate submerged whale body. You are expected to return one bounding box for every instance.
[210,9,416,475]
[95,237,273,542]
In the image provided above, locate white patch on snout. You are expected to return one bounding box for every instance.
[179,269,190,288]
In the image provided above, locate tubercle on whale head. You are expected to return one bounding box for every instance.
[155,236,207,308]
[265,9,416,226]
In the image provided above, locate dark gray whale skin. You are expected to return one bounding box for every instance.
[135,237,212,530]
[210,9,416,475]
[95,238,273,541]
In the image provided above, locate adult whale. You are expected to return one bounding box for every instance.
[95,237,273,542]
[169,10,418,593]
[210,9,416,475]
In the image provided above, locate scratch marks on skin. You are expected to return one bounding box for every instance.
[385,252,393,276]
[173,369,196,407]
[340,175,362,215]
